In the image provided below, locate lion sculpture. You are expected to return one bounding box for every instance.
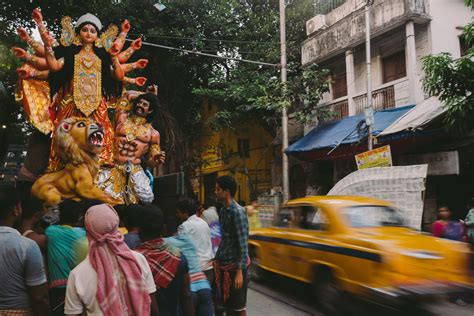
[32,117,119,207]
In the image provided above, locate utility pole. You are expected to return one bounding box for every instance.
[365,1,374,150]
[279,0,289,201]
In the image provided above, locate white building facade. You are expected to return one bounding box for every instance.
[290,0,474,228]
[302,0,472,124]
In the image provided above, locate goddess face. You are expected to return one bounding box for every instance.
[79,24,98,44]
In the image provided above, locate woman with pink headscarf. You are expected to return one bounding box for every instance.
[64,204,159,315]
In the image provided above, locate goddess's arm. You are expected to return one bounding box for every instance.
[32,8,63,72]
[17,66,49,80]
[17,27,45,57]
[123,77,147,87]
[121,59,148,74]
[111,20,131,53]
[12,47,48,70]
[117,38,142,63]
[111,55,125,81]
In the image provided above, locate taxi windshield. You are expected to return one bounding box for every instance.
[341,205,405,228]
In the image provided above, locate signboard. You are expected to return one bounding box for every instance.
[201,148,222,171]
[355,145,392,170]
[398,151,459,176]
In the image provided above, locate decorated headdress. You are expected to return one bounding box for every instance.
[60,14,117,49]
[76,13,103,31]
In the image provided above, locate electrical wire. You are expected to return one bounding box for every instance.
[129,33,280,45]
[130,39,279,67]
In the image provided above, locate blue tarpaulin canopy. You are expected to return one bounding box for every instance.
[286,105,415,154]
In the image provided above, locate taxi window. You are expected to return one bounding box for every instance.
[301,206,328,230]
[275,208,293,228]
[275,206,328,230]
[342,205,405,227]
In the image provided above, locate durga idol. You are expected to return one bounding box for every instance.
[14,8,148,172]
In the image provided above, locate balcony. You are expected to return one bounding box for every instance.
[329,98,350,120]
[302,0,430,65]
[317,97,350,122]
[354,85,395,114]
[316,77,410,123]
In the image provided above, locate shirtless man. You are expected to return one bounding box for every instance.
[97,85,165,204]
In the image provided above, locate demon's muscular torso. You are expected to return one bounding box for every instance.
[114,112,161,166]
[97,90,164,204]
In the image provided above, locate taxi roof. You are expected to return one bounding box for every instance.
[285,195,393,208]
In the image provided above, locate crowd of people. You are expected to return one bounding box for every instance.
[432,203,474,244]
[0,175,250,316]
[431,204,474,306]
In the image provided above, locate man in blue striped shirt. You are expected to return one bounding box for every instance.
[165,234,213,316]
[214,176,249,316]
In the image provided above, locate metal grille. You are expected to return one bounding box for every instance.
[314,0,347,15]
[329,99,349,120]
[354,85,395,114]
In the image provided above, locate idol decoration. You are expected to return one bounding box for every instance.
[14,8,148,172]
[97,85,165,205]
[13,8,162,206]
[32,117,120,207]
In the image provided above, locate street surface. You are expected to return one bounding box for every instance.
[247,273,473,316]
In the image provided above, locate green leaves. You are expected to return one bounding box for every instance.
[191,0,330,135]
[422,47,474,132]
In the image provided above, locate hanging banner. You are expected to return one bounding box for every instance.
[355,145,392,170]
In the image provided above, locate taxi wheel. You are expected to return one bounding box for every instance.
[313,269,343,315]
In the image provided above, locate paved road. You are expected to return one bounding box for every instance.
[247,274,473,316]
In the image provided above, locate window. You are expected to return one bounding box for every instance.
[341,205,405,228]
[275,208,293,228]
[459,36,471,57]
[237,139,250,158]
[275,206,328,230]
[382,51,406,83]
[332,74,347,99]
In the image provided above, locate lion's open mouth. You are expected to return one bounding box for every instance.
[88,130,104,147]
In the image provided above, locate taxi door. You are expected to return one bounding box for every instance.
[257,207,294,274]
[278,204,331,282]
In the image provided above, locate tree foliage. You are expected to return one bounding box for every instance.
[193,0,330,135]
[0,0,328,172]
[422,0,474,132]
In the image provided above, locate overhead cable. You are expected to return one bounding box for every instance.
[131,39,279,67]
[129,33,280,45]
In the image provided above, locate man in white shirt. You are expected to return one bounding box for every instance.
[176,198,214,272]
[64,204,158,316]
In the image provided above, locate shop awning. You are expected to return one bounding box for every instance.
[378,97,445,136]
[286,105,415,156]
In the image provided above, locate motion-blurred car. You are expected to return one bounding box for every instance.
[248,196,473,313]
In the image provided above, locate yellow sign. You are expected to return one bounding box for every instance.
[202,148,222,171]
[355,145,392,170]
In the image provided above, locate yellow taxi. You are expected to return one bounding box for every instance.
[248,196,473,313]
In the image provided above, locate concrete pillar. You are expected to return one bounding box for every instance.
[345,50,356,116]
[406,20,423,104]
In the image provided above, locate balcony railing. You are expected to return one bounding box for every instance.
[314,0,347,15]
[327,98,349,120]
[354,85,395,114]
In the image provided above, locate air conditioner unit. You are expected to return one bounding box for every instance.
[306,14,327,36]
